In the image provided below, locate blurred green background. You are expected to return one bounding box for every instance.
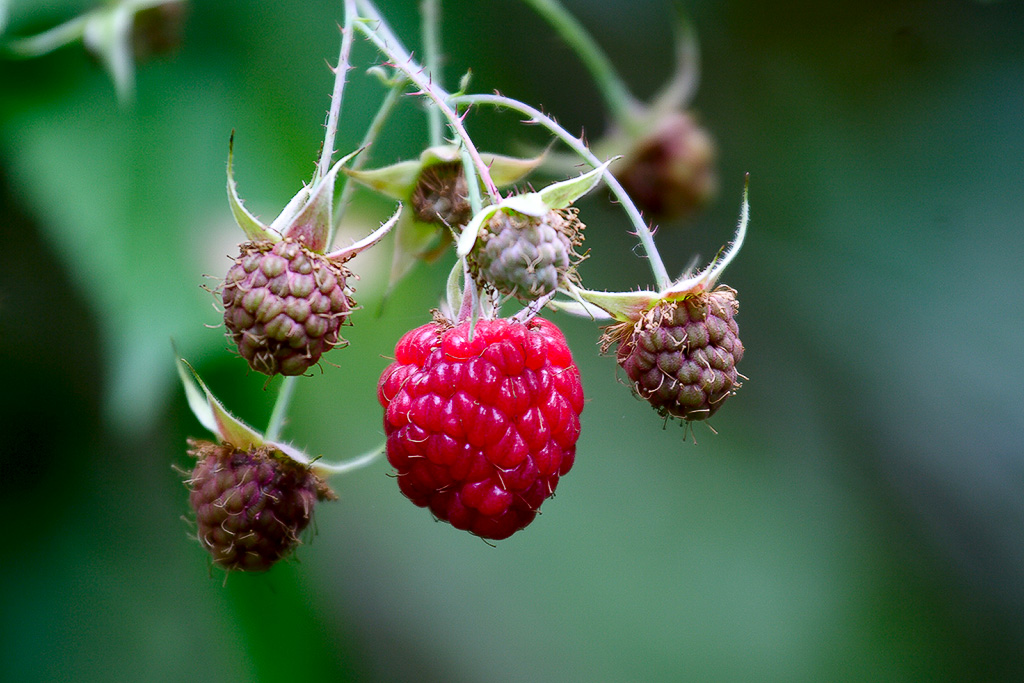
[2,0,1023,681]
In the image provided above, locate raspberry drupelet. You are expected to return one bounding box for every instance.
[377,316,584,540]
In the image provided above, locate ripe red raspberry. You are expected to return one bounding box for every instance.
[610,287,743,421]
[221,238,355,376]
[185,439,336,571]
[377,316,584,540]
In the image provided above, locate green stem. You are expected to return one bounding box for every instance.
[452,93,670,289]
[317,0,356,183]
[265,375,298,442]
[458,139,485,218]
[519,0,639,128]
[456,141,485,323]
[420,0,444,147]
[330,75,407,244]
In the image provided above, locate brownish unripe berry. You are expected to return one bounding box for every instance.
[185,439,335,571]
[613,110,717,221]
[411,161,472,228]
[609,287,743,421]
[221,238,355,376]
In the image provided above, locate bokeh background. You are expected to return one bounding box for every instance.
[2,0,1023,681]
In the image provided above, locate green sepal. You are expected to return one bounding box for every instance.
[483,150,546,187]
[344,145,544,201]
[4,0,180,102]
[174,352,217,436]
[325,202,403,263]
[455,204,501,257]
[226,133,277,243]
[387,212,451,287]
[279,149,360,252]
[344,159,422,200]
[561,180,749,320]
[174,353,314,466]
[4,14,90,59]
[649,3,701,118]
[82,1,135,103]
[444,258,465,320]
[175,356,265,450]
[536,160,614,210]
[456,161,612,257]
[662,176,749,296]
[572,286,658,323]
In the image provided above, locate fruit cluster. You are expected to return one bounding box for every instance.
[177,0,748,572]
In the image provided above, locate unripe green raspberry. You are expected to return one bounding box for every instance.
[611,287,743,421]
[222,238,355,376]
[469,208,583,300]
[185,439,335,572]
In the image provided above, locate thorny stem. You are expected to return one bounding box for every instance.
[265,375,298,443]
[452,92,671,290]
[420,0,444,147]
[317,0,356,183]
[268,1,355,439]
[519,0,639,128]
[353,0,501,202]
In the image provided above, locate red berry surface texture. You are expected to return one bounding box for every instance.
[615,288,743,421]
[377,317,584,540]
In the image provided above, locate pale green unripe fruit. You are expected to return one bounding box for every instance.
[470,208,583,300]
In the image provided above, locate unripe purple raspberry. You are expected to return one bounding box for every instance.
[610,287,743,421]
[185,439,335,571]
[221,238,355,376]
[614,110,717,220]
[469,208,584,300]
